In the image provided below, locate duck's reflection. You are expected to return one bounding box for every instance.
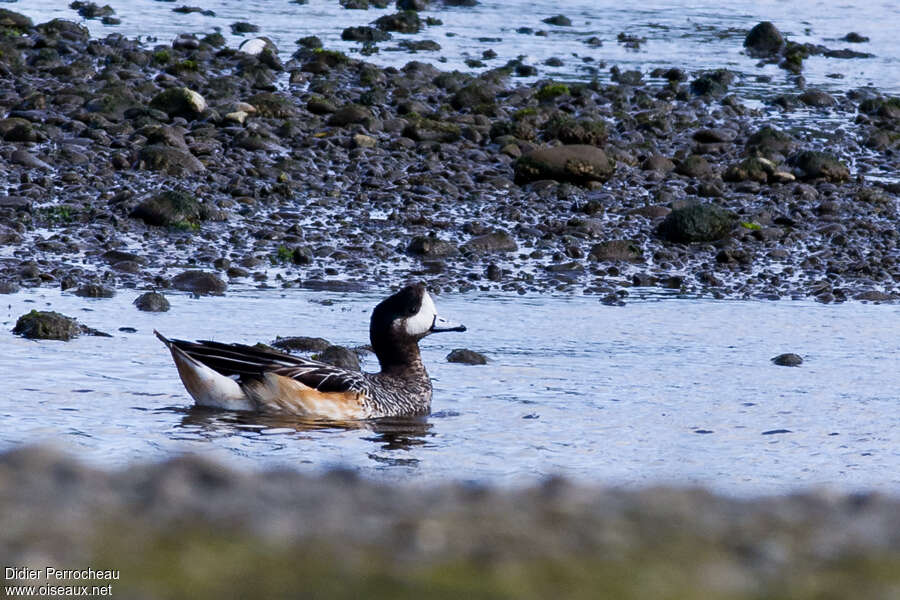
[166,406,433,454]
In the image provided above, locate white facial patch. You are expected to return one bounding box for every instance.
[404,290,437,336]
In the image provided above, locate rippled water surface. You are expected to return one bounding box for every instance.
[19,0,900,95]
[3,287,900,495]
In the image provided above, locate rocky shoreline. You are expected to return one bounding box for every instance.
[0,8,897,303]
[1,445,898,598]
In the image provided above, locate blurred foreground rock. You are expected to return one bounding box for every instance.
[1,446,898,599]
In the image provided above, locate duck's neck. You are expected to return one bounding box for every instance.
[375,340,427,378]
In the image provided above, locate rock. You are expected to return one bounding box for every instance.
[744,21,784,57]
[693,128,737,144]
[641,155,675,172]
[316,345,360,371]
[11,150,51,170]
[589,240,643,262]
[327,104,372,127]
[149,87,207,120]
[408,236,458,258]
[0,8,33,30]
[13,311,80,341]
[0,196,31,211]
[230,21,259,34]
[515,145,615,185]
[342,26,391,42]
[74,284,115,298]
[171,271,227,295]
[723,157,777,183]
[675,155,714,179]
[397,0,428,9]
[841,32,869,43]
[0,224,22,245]
[799,89,836,107]
[0,281,20,294]
[689,69,734,97]
[137,145,205,176]
[374,11,421,33]
[542,115,608,146]
[402,117,461,143]
[134,292,171,312]
[451,81,497,111]
[746,126,796,158]
[854,290,893,302]
[130,190,205,227]
[461,231,517,254]
[352,133,377,148]
[788,151,850,182]
[771,353,803,367]
[272,336,331,352]
[307,96,337,114]
[658,204,734,244]
[446,348,488,364]
[542,15,571,27]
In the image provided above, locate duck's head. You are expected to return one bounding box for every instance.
[370,282,465,369]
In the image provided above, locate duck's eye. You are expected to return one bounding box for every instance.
[407,305,418,316]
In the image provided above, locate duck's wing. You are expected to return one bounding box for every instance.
[156,332,373,418]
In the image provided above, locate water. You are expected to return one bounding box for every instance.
[16,0,900,96]
[3,287,900,495]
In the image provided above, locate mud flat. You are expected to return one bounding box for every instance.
[0,8,897,302]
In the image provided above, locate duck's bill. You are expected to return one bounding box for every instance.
[430,315,466,333]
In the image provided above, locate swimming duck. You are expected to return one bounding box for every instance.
[155,283,465,419]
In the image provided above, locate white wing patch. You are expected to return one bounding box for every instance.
[405,290,437,336]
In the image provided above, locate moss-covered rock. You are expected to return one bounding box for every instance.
[746,126,796,157]
[137,145,204,176]
[374,11,422,33]
[788,150,850,182]
[0,8,33,32]
[12,310,81,340]
[723,157,778,183]
[246,92,298,118]
[658,203,735,243]
[130,190,206,227]
[542,113,608,146]
[515,145,615,185]
[689,69,734,97]
[149,87,207,120]
[402,116,461,142]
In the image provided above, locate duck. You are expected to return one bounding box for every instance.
[155,282,466,419]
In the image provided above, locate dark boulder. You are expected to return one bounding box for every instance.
[515,145,615,185]
[137,145,205,176]
[171,271,227,295]
[588,240,643,262]
[744,21,784,57]
[407,236,459,258]
[316,345,360,371]
[788,151,850,182]
[12,311,108,340]
[130,190,205,227]
[134,292,171,312]
[771,353,803,367]
[461,232,517,254]
[446,348,488,365]
[658,204,734,244]
[149,87,207,120]
[272,336,331,353]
